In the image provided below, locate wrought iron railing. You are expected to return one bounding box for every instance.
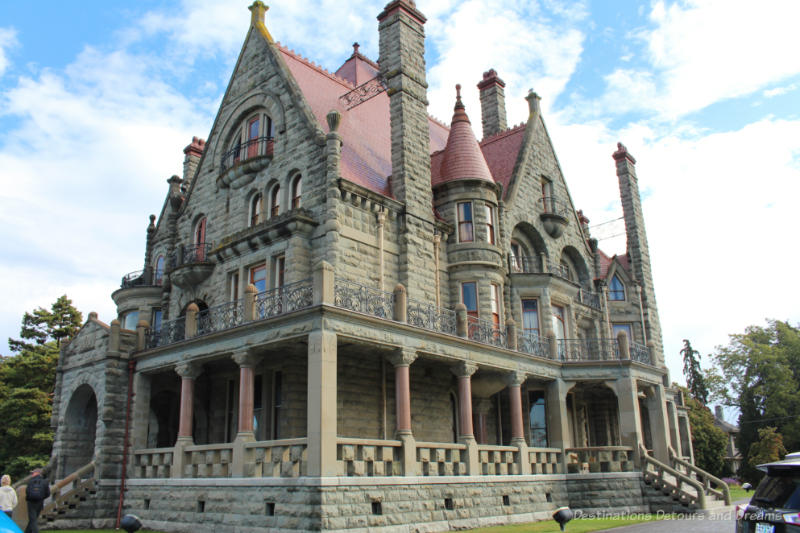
[120,268,163,289]
[170,243,213,268]
[541,196,570,218]
[147,316,186,348]
[558,338,619,361]
[255,279,314,319]
[577,287,601,309]
[546,260,573,280]
[197,300,246,337]
[407,298,457,335]
[220,136,274,172]
[467,316,508,348]
[517,331,550,359]
[509,255,542,274]
[630,342,651,364]
[334,279,394,319]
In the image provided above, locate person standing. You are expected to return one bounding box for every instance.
[0,474,18,518]
[24,469,49,533]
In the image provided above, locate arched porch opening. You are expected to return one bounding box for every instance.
[61,384,98,476]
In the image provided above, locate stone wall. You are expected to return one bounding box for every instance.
[114,473,663,533]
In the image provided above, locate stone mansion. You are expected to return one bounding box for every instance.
[39,1,728,531]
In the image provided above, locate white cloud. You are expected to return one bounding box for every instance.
[547,112,800,383]
[763,83,798,98]
[424,0,587,133]
[599,0,800,119]
[0,27,18,78]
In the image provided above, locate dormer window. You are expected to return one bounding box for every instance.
[609,274,625,301]
[291,174,302,209]
[269,184,280,218]
[221,112,275,172]
[250,193,263,226]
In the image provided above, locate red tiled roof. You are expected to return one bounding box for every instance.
[479,124,526,196]
[432,86,494,187]
[335,43,381,86]
[278,44,448,198]
[597,249,631,279]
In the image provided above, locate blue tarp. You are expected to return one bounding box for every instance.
[0,513,22,533]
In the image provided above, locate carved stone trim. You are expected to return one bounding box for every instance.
[387,348,417,367]
[175,361,202,380]
[451,361,478,378]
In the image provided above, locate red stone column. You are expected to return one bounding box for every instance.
[452,362,477,439]
[175,362,201,440]
[233,351,259,435]
[507,371,527,443]
[389,349,417,435]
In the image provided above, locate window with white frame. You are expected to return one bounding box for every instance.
[490,283,501,327]
[522,299,539,335]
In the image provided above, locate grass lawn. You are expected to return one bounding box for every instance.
[728,485,754,502]
[467,514,678,532]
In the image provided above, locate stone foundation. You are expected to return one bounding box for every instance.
[47,473,671,532]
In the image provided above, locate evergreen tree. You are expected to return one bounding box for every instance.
[681,339,709,404]
[0,296,82,479]
[680,386,728,477]
[8,294,82,352]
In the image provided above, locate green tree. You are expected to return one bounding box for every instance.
[0,296,82,479]
[680,386,728,477]
[8,294,82,353]
[681,339,709,404]
[707,320,800,482]
[747,426,786,479]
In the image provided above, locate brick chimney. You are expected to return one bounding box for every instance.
[183,137,205,184]
[477,69,507,139]
[613,142,663,365]
[378,0,436,301]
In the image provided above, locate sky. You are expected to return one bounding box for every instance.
[1,0,799,411]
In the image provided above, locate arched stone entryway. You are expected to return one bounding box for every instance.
[62,384,98,475]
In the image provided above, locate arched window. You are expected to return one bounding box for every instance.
[291,174,302,209]
[223,112,275,171]
[269,184,280,218]
[194,217,207,261]
[154,255,165,285]
[250,193,263,227]
[510,241,522,272]
[609,274,625,301]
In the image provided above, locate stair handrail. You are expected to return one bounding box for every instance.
[639,445,706,509]
[49,462,96,499]
[669,448,730,504]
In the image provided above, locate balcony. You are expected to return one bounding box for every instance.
[540,196,569,238]
[218,136,274,189]
[120,268,163,289]
[169,243,215,289]
[142,273,652,366]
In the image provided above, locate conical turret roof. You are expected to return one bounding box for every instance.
[433,85,495,187]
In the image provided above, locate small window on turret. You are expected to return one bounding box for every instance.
[609,275,625,301]
[457,202,473,242]
[484,205,496,245]
[291,174,302,209]
[270,184,281,218]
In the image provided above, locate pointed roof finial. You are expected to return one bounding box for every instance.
[525,89,541,117]
[249,1,274,42]
[353,42,360,56]
[455,84,464,110]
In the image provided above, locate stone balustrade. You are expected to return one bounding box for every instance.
[528,447,563,474]
[246,438,308,478]
[565,446,635,473]
[477,445,520,475]
[336,438,402,476]
[133,448,174,479]
[415,442,467,476]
